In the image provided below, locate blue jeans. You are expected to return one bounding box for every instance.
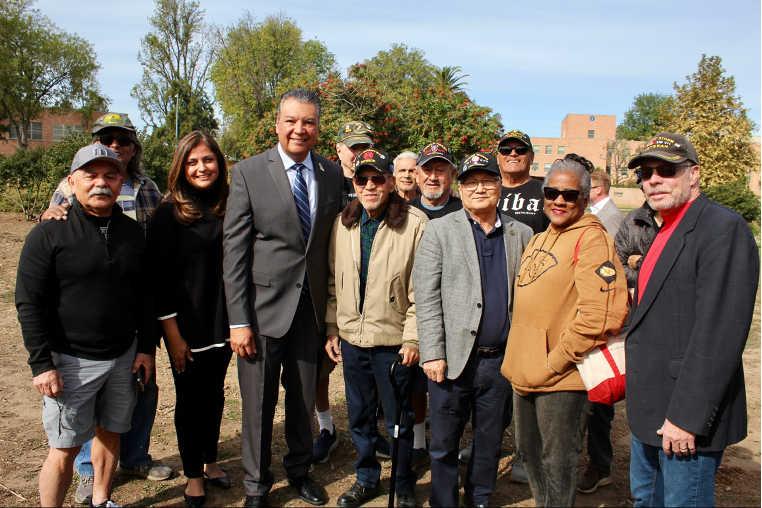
[341,340,416,494]
[74,374,159,475]
[630,433,723,507]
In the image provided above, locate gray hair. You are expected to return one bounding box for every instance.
[277,89,322,120]
[393,151,418,168]
[543,159,592,198]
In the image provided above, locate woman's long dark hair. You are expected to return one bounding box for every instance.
[165,131,229,225]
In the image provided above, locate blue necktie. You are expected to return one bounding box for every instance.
[292,163,311,293]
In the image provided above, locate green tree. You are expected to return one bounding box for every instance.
[605,137,634,185]
[153,81,218,139]
[350,44,436,99]
[704,179,760,223]
[140,130,177,193]
[0,146,51,219]
[210,12,336,157]
[617,92,674,141]
[665,55,759,188]
[132,0,216,134]
[434,66,469,92]
[0,0,107,149]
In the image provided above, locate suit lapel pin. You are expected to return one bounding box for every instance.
[319,163,325,172]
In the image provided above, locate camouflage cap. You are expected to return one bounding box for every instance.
[337,121,374,147]
[499,129,533,150]
[92,113,136,134]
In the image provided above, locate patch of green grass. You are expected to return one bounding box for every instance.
[223,406,241,420]
[333,396,346,404]
[217,448,235,460]
[749,222,760,238]
[0,288,14,303]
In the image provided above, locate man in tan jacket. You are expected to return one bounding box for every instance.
[325,149,427,508]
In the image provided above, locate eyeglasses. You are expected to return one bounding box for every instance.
[460,177,500,192]
[637,163,691,181]
[543,186,581,203]
[96,135,133,147]
[498,146,530,156]
[353,174,388,187]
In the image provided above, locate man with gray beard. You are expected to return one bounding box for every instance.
[625,133,759,507]
[408,142,463,219]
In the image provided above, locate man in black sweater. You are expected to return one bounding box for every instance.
[16,145,156,508]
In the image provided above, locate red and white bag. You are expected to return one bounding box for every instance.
[573,227,630,405]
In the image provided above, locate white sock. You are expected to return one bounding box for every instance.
[413,422,426,449]
[317,409,334,434]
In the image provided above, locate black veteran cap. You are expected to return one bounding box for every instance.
[499,129,533,150]
[417,141,455,166]
[337,121,374,147]
[627,133,699,169]
[354,149,392,175]
[457,152,500,181]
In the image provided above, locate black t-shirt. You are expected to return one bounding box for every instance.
[341,177,357,210]
[409,196,463,220]
[497,179,549,235]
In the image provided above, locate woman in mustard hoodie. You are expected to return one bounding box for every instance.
[502,156,629,507]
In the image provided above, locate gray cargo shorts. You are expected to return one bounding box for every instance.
[42,340,138,449]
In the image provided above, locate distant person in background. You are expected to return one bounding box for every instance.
[393,151,421,201]
[336,121,375,209]
[147,131,232,508]
[409,142,463,218]
[38,113,169,505]
[589,171,624,238]
[17,145,157,508]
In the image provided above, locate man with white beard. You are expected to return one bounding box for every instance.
[408,142,463,219]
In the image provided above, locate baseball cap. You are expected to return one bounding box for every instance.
[70,144,125,174]
[417,142,455,166]
[354,149,393,175]
[92,113,136,134]
[457,152,500,181]
[499,129,533,150]
[627,133,699,169]
[336,121,374,147]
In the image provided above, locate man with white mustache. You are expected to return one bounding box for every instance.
[408,142,463,219]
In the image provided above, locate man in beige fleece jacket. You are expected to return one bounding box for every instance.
[325,149,427,508]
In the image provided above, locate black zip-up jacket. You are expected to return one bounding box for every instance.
[614,202,660,288]
[16,198,156,377]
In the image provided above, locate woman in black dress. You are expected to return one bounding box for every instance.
[147,131,231,508]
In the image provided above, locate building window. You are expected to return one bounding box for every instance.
[544,163,551,171]
[53,124,84,141]
[532,163,538,171]
[588,130,595,138]
[545,145,552,155]
[558,145,566,155]
[8,122,42,140]
[532,144,540,153]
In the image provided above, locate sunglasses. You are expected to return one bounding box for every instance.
[543,186,581,203]
[353,174,388,187]
[637,164,690,181]
[96,135,133,147]
[498,146,530,156]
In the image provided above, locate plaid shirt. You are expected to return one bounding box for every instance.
[359,207,386,313]
[50,174,162,237]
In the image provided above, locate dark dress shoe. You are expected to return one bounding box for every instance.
[396,492,416,507]
[244,495,267,507]
[337,481,379,507]
[204,472,231,489]
[183,492,205,508]
[287,474,327,506]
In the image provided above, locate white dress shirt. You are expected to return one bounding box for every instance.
[590,195,611,216]
[278,143,317,223]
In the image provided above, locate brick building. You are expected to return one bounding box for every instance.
[0,110,117,156]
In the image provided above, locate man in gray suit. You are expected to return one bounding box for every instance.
[223,89,343,508]
[589,171,623,238]
[413,153,533,507]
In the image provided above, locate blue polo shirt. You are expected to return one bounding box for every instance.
[465,211,510,348]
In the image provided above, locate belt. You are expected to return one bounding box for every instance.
[475,346,505,358]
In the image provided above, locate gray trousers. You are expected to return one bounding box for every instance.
[238,292,320,497]
[514,390,593,507]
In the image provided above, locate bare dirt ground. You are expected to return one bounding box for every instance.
[0,211,759,507]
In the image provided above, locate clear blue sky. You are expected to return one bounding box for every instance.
[35,0,762,138]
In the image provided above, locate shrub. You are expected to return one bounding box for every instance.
[704,179,761,224]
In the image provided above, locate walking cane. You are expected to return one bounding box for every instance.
[387,353,404,508]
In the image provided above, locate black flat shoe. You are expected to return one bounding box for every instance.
[184,492,205,508]
[287,474,327,506]
[204,472,231,489]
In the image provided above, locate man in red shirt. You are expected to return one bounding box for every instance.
[625,133,759,507]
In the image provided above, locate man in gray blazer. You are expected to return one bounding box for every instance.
[223,89,343,508]
[590,171,623,238]
[413,152,533,507]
